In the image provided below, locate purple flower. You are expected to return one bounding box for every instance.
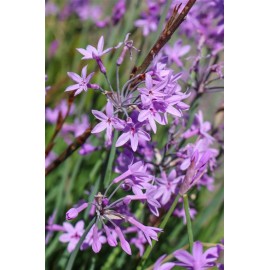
[123,186,161,216]
[45,100,75,124]
[59,221,85,253]
[174,241,219,269]
[182,110,214,142]
[116,117,151,152]
[82,223,106,253]
[155,169,182,205]
[65,65,96,96]
[135,15,158,36]
[138,74,167,101]
[174,205,197,224]
[112,0,126,25]
[91,101,125,143]
[77,36,113,60]
[164,40,191,67]
[153,254,175,270]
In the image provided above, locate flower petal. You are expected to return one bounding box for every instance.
[91,122,107,134]
[116,132,130,147]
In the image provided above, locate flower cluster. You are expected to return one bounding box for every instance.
[45,1,224,268]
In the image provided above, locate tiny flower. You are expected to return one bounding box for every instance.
[65,65,95,96]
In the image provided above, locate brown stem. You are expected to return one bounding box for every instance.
[131,0,197,78]
[45,92,75,158]
[45,125,92,176]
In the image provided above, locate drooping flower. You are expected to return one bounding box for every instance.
[65,65,96,96]
[173,241,219,269]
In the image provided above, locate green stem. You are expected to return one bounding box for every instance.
[183,194,194,252]
[103,130,119,188]
[136,193,181,270]
[66,218,96,270]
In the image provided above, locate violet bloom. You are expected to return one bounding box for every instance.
[116,117,151,152]
[174,206,197,224]
[174,241,219,269]
[182,110,215,142]
[65,65,96,96]
[77,36,113,60]
[82,223,107,253]
[59,221,85,253]
[112,0,126,25]
[46,100,75,124]
[155,169,182,205]
[153,254,175,270]
[91,100,125,143]
[138,74,167,101]
[164,40,191,67]
[135,18,157,36]
[124,186,161,216]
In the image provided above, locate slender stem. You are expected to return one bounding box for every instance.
[107,182,123,202]
[183,194,194,252]
[103,130,119,188]
[66,218,96,270]
[116,65,120,100]
[104,73,114,92]
[136,193,181,270]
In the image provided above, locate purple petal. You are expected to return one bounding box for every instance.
[179,45,191,56]
[81,65,88,78]
[75,220,84,231]
[137,130,151,141]
[59,233,70,243]
[145,73,153,89]
[91,122,107,134]
[92,110,108,121]
[97,36,104,53]
[116,132,130,147]
[65,84,79,92]
[105,100,114,117]
[130,134,139,152]
[173,249,194,265]
[67,240,77,253]
[192,241,203,261]
[115,227,132,255]
[148,116,157,133]
[166,105,182,117]
[67,72,82,83]
[138,110,149,122]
